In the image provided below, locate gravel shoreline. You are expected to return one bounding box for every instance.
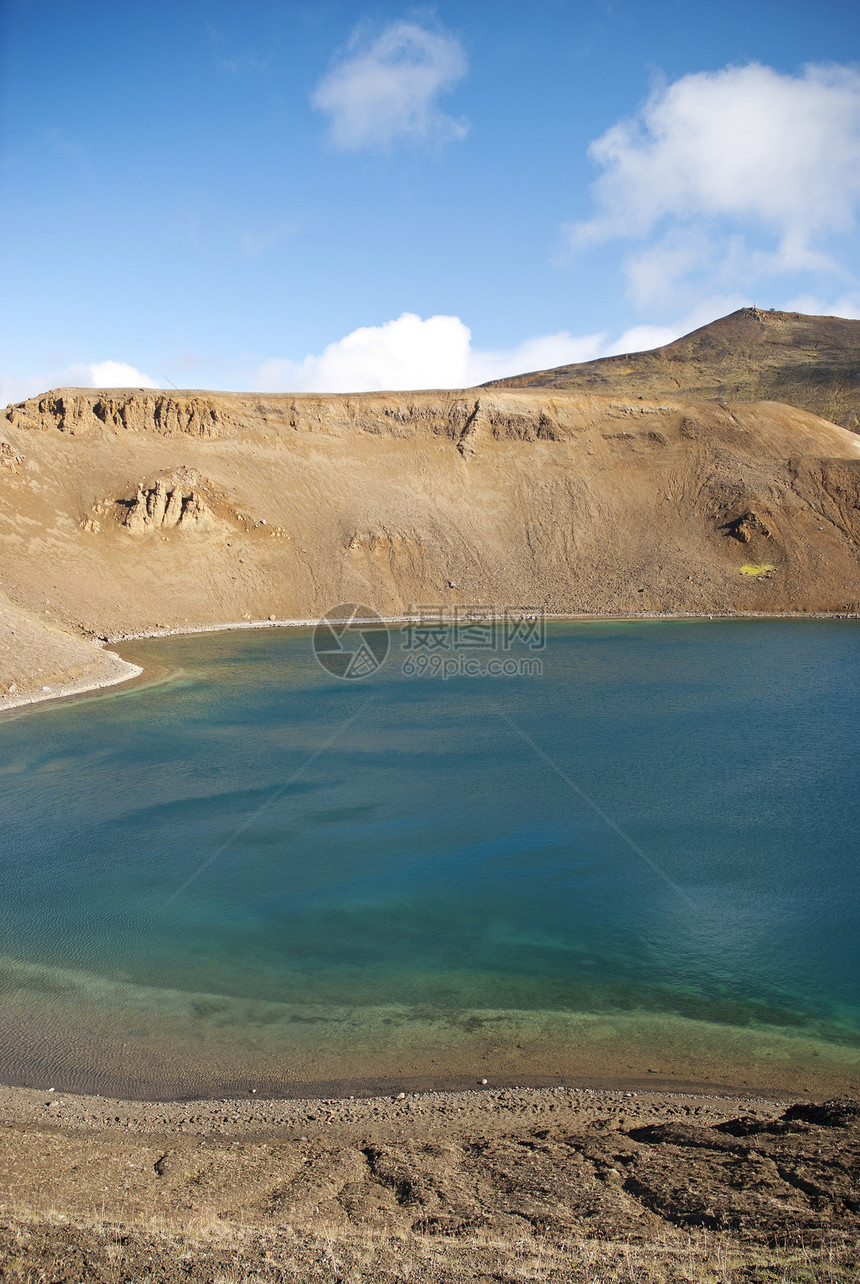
[0,649,142,712]
[0,1079,787,1135]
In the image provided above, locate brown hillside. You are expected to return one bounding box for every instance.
[486,307,860,430]
[1,383,860,702]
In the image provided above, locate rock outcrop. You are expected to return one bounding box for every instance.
[5,391,229,437]
[0,439,24,469]
[123,479,214,534]
[725,510,772,543]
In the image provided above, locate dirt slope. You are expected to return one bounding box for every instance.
[0,593,137,706]
[1,381,860,699]
[487,307,860,431]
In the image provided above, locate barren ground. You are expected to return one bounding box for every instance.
[1,1084,857,1281]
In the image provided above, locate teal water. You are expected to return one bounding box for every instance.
[0,620,858,1098]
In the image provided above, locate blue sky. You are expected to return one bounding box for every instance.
[2,0,859,400]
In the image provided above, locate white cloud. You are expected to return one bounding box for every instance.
[85,361,158,388]
[311,20,468,151]
[568,62,860,304]
[777,293,860,319]
[258,314,470,391]
[1,361,157,407]
[257,313,619,393]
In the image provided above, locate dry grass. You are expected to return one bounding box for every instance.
[1,1207,857,1284]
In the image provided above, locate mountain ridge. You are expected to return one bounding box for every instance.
[485,307,860,431]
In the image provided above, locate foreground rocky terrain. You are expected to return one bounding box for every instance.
[2,338,860,705]
[0,1084,857,1281]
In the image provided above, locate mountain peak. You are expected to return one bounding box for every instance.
[485,308,860,431]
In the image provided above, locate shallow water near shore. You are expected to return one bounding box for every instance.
[0,619,858,1099]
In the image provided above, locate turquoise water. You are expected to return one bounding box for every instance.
[0,620,858,1098]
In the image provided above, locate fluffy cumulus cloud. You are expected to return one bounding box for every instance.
[311,20,468,150]
[258,314,472,391]
[254,313,664,394]
[569,62,860,306]
[1,361,156,407]
[85,361,158,388]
